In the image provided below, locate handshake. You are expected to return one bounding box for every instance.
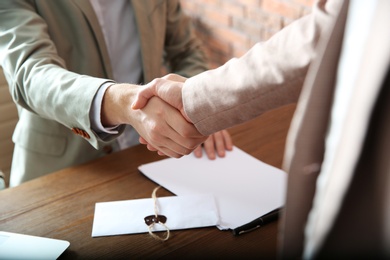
[101,74,232,159]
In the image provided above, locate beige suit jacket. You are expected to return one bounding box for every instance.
[0,0,207,186]
[184,0,390,258]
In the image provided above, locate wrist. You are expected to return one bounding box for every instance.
[101,83,139,126]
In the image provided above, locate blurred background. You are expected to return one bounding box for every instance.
[181,0,313,68]
[0,0,313,187]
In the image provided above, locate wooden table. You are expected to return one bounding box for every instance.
[0,104,295,259]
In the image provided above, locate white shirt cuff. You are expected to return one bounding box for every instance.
[90,82,121,135]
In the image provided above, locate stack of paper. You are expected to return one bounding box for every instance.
[139,146,287,230]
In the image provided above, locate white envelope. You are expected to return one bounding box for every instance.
[92,194,219,237]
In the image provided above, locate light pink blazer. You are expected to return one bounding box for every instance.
[183,0,390,257]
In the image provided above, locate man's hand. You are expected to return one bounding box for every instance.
[193,130,233,159]
[101,83,207,158]
[132,74,234,159]
[139,129,233,159]
[131,74,188,120]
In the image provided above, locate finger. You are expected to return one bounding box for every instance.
[203,136,216,160]
[163,106,204,141]
[165,124,207,152]
[143,140,173,157]
[140,133,184,157]
[140,137,163,152]
[212,131,227,158]
[135,97,203,156]
[143,133,197,158]
[155,106,206,152]
[149,104,201,154]
[214,130,233,157]
[146,143,158,152]
[221,130,234,151]
[132,75,186,110]
[157,150,167,156]
[154,123,204,157]
[157,150,184,158]
[144,139,187,157]
[193,145,203,158]
[140,136,160,152]
[146,140,188,158]
[162,73,187,82]
[131,81,157,110]
[139,136,147,144]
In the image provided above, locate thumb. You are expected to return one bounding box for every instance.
[180,108,193,123]
[131,83,156,110]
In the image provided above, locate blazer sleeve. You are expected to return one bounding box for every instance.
[182,0,342,136]
[0,1,114,148]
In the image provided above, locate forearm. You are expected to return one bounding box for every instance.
[0,3,116,148]
[101,83,140,127]
[183,0,340,136]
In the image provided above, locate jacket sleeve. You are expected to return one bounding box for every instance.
[0,0,115,148]
[183,0,342,136]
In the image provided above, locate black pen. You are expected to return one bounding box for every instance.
[231,208,281,236]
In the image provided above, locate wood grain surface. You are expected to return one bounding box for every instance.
[0,104,296,259]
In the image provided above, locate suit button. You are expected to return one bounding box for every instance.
[303,163,321,175]
[82,131,90,139]
[71,128,79,135]
[71,127,90,139]
[103,145,113,154]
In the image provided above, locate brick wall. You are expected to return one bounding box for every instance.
[181,0,314,68]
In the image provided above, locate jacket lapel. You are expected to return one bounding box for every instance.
[72,0,113,79]
[280,1,349,257]
[309,0,390,254]
[131,0,160,82]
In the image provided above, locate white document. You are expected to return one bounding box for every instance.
[92,194,219,237]
[139,146,287,230]
[0,231,69,259]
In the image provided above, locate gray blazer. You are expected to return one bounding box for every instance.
[0,0,207,186]
[183,0,390,258]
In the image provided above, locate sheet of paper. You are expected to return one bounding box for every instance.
[92,194,219,237]
[139,146,287,230]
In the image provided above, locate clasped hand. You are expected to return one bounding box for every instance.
[101,75,232,159]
